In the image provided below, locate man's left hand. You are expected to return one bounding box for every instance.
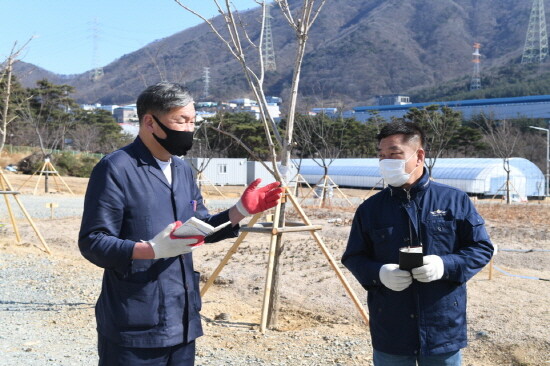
[235,178,284,216]
[412,255,444,282]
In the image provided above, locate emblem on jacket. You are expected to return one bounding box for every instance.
[430,209,447,217]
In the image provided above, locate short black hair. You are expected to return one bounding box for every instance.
[376,121,425,147]
[136,82,194,123]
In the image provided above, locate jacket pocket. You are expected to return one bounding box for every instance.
[370,226,396,261]
[423,219,456,253]
[193,271,202,312]
[114,280,160,329]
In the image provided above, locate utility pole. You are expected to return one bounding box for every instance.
[529,124,550,196]
[262,2,277,71]
[470,43,481,91]
[522,0,549,64]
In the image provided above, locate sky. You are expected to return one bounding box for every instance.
[1,0,255,75]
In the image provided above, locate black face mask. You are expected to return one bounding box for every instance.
[151,115,194,156]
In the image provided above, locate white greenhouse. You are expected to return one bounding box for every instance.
[297,158,545,198]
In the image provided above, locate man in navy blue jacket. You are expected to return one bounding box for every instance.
[342,121,493,366]
[79,82,283,366]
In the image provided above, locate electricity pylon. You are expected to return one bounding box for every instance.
[522,0,549,64]
[262,2,277,71]
[470,43,482,91]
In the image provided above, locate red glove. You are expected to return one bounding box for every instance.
[235,178,284,216]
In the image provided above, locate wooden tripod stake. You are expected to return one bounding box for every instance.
[292,173,313,197]
[17,159,74,195]
[196,171,226,198]
[200,187,369,333]
[0,169,51,254]
[299,174,353,208]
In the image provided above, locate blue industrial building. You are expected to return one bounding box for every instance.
[352,95,550,122]
[297,158,546,198]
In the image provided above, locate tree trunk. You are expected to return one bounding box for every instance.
[0,57,14,154]
[266,30,310,330]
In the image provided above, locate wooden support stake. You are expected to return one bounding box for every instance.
[33,161,47,195]
[46,161,74,195]
[0,177,21,243]
[299,176,324,206]
[0,170,51,254]
[200,186,370,333]
[200,213,262,297]
[197,172,226,198]
[260,200,283,333]
[286,192,370,326]
[19,160,74,195]
[327,175,354,207]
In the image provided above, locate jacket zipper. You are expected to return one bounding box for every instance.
[405,187,423,355]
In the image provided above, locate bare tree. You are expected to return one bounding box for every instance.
[294,114,347,207]
[173,0,333,330]
[69,123,101,152]
[476,116,520,204]
[186,118,235,193]
[0,39,32,154]
[403,105,462,177]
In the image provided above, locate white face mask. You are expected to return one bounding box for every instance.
[379,150,420,187]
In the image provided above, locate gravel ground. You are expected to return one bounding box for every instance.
[0,227,374,366]
[0,195,548,366]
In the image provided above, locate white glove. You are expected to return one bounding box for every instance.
[412,255,444,283]
[379,264,413,291]
[146,221,205,259]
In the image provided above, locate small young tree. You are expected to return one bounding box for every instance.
[403,105,462,177]
[475,115,520,204]
[186,116,238,194]
[174,0,339,330]
[0,40,32,154]
[294,113,348,206]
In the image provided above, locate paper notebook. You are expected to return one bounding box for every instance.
[173,217,231,237]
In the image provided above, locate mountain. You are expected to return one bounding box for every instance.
[13,0,536,109]
[13,61,74,88]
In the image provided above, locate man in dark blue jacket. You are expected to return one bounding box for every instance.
[79,82,283,366]
[342,121,493,366]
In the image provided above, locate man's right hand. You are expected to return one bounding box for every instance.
[146,221,205,259]
[379,264,413,291]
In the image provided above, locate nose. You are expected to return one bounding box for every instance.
[182,123,195,132]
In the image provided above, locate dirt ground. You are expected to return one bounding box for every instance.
[1,173,549,365]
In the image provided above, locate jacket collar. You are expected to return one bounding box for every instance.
[132,136,182,168]
[388,168,430,199]
[131,137,181,189]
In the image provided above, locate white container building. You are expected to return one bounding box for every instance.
[185,158,247,186]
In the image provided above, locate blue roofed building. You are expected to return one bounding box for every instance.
[352,95,550,122]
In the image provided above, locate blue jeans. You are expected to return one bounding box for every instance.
[373,349,462,366]
[98,333,195,366]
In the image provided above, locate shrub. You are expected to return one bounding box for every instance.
[17,151,100,178]
[54,152,100,177]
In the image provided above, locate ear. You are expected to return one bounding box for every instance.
[417,148,425,165]
[142,114,155,133]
